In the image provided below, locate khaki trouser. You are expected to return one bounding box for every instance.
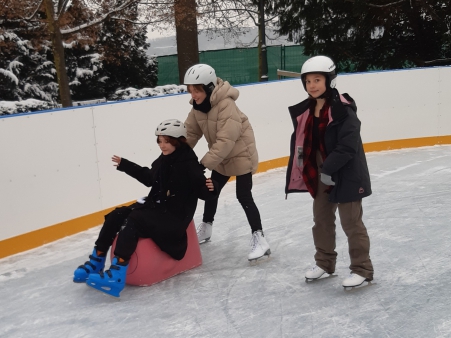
[312,152,374,280]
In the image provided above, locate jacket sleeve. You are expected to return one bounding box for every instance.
[184,109,203,149]
[321,108,361,176]
[186,160,219,201]
[116,158,158,187]
[201,99,242,170]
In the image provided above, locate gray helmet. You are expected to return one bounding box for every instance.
[300,55,337,91]
[155,119,187,138]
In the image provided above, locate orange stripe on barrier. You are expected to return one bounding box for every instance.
[1,135,450,259]
[0,202,134,259]
[363,135,451,152]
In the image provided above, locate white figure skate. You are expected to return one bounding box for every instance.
[305,265,329,282]
[248,230,271,261]
[196,222,212,244]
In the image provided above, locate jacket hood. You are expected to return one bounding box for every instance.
[332,93,357,122]
[210,78,239,106]
[341,93,357,112]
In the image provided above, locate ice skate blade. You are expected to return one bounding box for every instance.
[343,281,376,291]
[305,274,336,283]
[73,277,88,283]
[198,237,211,244]
[86,281,121,298]
[248,249,271,263]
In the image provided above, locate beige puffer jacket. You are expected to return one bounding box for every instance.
[184,78,258,177]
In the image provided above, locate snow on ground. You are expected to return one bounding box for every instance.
[1,145,451,338]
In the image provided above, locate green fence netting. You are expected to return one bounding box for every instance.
[156,45,309,86]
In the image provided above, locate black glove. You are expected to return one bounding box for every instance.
[330,88,347,117]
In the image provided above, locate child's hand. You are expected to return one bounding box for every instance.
[112,155,121,166]
[206,178,214,191]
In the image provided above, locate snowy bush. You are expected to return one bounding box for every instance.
[0,84,187,115]
[110,84,187,101]
[0,99,59,116]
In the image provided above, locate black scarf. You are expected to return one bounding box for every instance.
[193,92,212,114]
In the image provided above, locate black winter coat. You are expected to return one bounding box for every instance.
[286,93,372,203]
[117,143,217,259]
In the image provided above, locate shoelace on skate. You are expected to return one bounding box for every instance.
[196,223,208,236]
[249,233,259,252]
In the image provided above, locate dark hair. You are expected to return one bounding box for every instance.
[156,135,187,148]
[187,84,205,93]
[187,83,214,95]
[303,72,332,101]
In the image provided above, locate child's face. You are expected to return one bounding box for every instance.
[157,136,176,155]
[188,85,207,104]
[305,73,327,98]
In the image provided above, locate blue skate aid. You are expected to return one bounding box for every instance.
[86,257,128,297]
[73,248,106,283]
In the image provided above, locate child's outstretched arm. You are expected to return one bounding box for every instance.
[114,155,158,187]
[112,155,121,166]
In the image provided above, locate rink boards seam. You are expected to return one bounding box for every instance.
[1,135,450,259]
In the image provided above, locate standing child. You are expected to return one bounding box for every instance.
[73,119,217,297]
[183,63,271,261]
[285,56,374,287]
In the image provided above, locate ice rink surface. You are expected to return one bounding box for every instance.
[1,145,451,338]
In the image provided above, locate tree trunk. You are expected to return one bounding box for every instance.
[258,0,268,81]
[174,0,199,84]
[43,0,72,107]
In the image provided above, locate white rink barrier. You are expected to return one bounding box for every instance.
[1,66,450,258]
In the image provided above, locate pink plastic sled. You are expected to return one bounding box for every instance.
[110,220,202,286]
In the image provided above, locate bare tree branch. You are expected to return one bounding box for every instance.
[368,0,404,8]
[60,0,142,35]
[25,0,45,20]
[345,0,405,7]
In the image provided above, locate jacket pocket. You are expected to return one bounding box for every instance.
[341,162,361,183]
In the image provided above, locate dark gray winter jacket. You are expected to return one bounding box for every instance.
[286,93,372,203]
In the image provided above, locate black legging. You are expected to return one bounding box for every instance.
[94,204,144,261]
[203,171,262,233]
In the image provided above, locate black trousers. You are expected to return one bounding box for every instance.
[94,204,149,261]
[203,171,262,233]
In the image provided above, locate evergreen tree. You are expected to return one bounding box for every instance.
[97,5,158,99]
[0,30,58,103]
[273,0,451,71]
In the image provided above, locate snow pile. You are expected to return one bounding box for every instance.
[0,99,59,116]
[0,84,187,115]
[110,84,187,101]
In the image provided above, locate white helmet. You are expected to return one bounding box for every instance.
[155,119,187,138]
[184,64,217,93]
[300,55,337,91]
